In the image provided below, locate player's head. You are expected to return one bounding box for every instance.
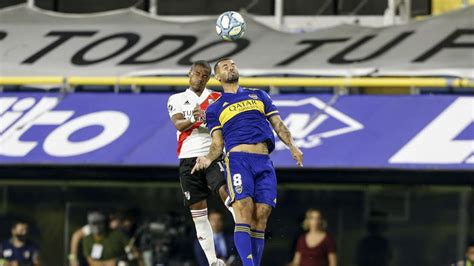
[214,57,239,84]
[302,208,326,232]
[466,240,474,262]
[188,60,211,91]
[11,219,28,242]
[208,210,224,234]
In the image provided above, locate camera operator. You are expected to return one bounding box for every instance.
[69,212,123,266]
[134,212,193,266]
[82,211,143,266]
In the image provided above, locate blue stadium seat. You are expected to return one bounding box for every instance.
[74,85,114,93]
[302,87,334,94]
[141,86,178,93]
[452,87,474,95]
[2,86,61,93]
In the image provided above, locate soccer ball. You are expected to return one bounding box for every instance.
[215,11,246,41]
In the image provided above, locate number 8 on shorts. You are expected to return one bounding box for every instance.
[233,174,242,186]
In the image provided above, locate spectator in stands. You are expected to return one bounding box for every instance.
[119,209,140,238]
[69,211,123,266]
[355,210,392,266]
[0,219,40,266]
[290,209,337,266]
[452,240,474,266]
[81,211,143,266]
[194,210,239,266]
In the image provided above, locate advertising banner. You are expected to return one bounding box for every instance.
[0,5,473,78]
[1,93,472,170]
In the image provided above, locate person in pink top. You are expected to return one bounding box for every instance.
[290,209,337,266]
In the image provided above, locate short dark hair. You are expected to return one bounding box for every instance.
[191,60,211,73]
[468,240,474,248]
[11,219,28,230]
[213,57,232,74]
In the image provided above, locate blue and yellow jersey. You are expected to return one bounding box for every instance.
[206,87,279,153]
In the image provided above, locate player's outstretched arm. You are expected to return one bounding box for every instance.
[206,129,224,162]
[269,115,304,167]
[191,130,224,174]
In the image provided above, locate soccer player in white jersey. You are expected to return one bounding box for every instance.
[167,60,232,266]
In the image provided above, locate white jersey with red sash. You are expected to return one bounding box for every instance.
[167,88,221,158]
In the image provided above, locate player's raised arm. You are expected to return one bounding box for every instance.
[269,115,303,167]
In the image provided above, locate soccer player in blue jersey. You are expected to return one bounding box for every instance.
[192,58,303,266]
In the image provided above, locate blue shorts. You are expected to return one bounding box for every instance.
[224,152,277,207]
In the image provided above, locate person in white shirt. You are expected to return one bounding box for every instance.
[167,60,233,266]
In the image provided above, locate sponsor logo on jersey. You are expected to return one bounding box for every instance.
[227,100,261,112]
[184,191,190,200]
[184,100,190,105]
[249,94,258,100]
[274,97,363,150]
[0,97,129,157]
[182,110,193,117]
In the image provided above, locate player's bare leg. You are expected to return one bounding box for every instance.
[218,185,236,221]
[217,185,228,202]
[250,203,272,266]
[190,199,220,265]
[232,197,255,266]
[190,200,207,211]
[252,203,272,231]
[232,196,254,223]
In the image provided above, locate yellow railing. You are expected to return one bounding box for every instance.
[431,0,474,15]
[0,76,473,88]
[0,76,65,86]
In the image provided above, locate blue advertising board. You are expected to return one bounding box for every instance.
[0,93,472,170]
